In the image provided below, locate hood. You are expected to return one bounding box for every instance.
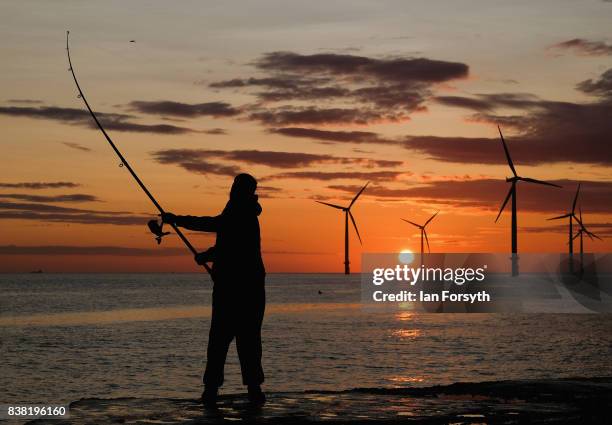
[223,195,262,217]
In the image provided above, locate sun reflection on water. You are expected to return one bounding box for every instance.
[388,376,425,384]
[395,312,415,321]
[391,329,421,339]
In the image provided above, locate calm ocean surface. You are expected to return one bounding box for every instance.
[1,273,611,405]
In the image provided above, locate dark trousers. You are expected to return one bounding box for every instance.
[203,286,265,388]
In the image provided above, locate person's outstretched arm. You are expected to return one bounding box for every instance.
[162,212,220,232]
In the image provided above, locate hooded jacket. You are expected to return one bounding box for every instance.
[173,195,265,284]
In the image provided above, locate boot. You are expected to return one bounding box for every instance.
[247,385,266,405]
[201,386,218,407]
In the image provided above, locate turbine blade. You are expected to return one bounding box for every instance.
[315,200,344,210]
[495,186,513,223]
[547,213,571,221]
[349,211,362,245]
[519,177,562,188]
[575,209,600,239]
[572,231,581,241]
[425,211,439,226]
[423,229,431,253]
[572,213,584,228]
[572,183,580,214]
[575,210,603,240]
[586,230,603,241]
[401,218,422,229]
[498,126,517,177]
[579,226,593,240]
[349,182,369,209]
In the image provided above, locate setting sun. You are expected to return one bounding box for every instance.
[398,249,415,264]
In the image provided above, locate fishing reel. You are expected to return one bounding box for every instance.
[147,219,170,245]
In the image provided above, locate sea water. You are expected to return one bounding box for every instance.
[1,273,611,405]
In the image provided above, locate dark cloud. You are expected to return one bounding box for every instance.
[0,105,127,123]
[204,128,228,135]
[401,132,594,168]
[258,85,350,103]
[249,107,396,126]
[521,223,612,237]
[62,142,92,152]
[266,170,405,182]
[100,120,195,134]
[210,51,469,125]
[152,148,402,174]
[405,134,582,171]
[6,99,43,104]
[469,108,611,166]
[0,182,80,189]
[422,69,612,166]
[254,52,468,84]
[577,68,612,97]
[270,88,612,166]
[0,201,127,214]
[435,93,542,112]
[211,76,349,102]
[401,135,502,164]
[0,211,148,226]
[128,100,240,118]
[210,52,610,166]
[350,85,427,111]
[210,76,316,89]
[520,224,567,234]
[0,245,185,256]
[269,127,396,145]
[0,105,196,134]
[0,200,150,225]
[435,96,501,112]
[329,179,612,214]
[0,193,99,203]
[152,150,240,176]
[256,185,283,199]
[180,162,240,176]
[549,38,612,56]
[216,150,319,168]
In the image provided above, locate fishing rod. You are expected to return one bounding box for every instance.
[65,31,212,274]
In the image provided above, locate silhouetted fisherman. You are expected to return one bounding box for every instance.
[162,173,266,406]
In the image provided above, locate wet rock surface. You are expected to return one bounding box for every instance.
[26,377,612,424]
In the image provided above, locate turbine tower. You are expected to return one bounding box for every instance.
[401,211,438,258]
[573,207,603,272]
[548,184,581,271]
[316,182,368,274]
[495,126,561,276]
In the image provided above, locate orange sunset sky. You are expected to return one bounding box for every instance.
[1,0,611,272]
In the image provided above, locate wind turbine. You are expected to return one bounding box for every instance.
[316,182,368,274]
[495,126,561,276]
[401,211,438,258]
[573,207,603,272]
[548,184,580,271]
